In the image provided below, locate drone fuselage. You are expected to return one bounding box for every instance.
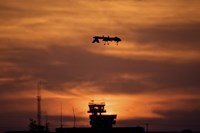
[92,36,121,45]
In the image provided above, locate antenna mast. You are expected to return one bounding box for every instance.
[72,107,76,128]
[37,81,42,127]
[60,103,63,128]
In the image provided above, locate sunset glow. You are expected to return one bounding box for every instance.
[0,0,200,132]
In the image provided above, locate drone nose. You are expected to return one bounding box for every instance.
[117,38,121,41]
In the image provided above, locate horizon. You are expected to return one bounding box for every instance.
[0,0,200,132]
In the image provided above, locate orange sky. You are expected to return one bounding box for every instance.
[0,0,200,132]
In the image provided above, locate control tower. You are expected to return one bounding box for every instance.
[88,101,117,129]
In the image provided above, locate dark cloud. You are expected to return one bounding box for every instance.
[1,43,200,95]
[94,56,200,94]
[124,23,200,50]
[116,98,200,131]
[117,109,200,131]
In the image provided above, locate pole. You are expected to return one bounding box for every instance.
[37,81,42,127]
[61,103,63,128]
[72,107,76,128]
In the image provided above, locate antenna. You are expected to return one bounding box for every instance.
[72,107,76,128]
[37,81,42,127]
[60,103,63,128]
[45,111,49,132]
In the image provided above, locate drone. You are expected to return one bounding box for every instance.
[92,36,122,45]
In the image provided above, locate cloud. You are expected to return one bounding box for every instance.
[1,43,200,95]
[127,23,200,49]
[1,0,200,132]
[117,97,200,131]
[117,109,200,131]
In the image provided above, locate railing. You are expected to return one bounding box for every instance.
[89,100,105,105]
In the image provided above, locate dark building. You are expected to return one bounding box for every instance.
[56,127,145,133]
[88,101,117,129]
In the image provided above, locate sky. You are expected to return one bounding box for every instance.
[0,0,200,132]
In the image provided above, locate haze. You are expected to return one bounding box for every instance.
[0,0,200,132]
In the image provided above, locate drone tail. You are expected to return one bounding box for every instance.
[92,38,100,43]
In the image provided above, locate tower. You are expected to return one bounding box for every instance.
[36,81,45,132]
[88,101,117,129]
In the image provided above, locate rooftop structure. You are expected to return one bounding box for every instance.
[56,101,144,133]
[88,101,117,129]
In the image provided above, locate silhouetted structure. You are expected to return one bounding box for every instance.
[29,118,45,132]
[5,82,48,133]
[182,129,193,133]
[56,101,145,133]
[56,127,145,133]
[37,82,43,132]
[88,101,117,129]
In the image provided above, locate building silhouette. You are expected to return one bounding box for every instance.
[88,101,117,129]
[56,101,145,133]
